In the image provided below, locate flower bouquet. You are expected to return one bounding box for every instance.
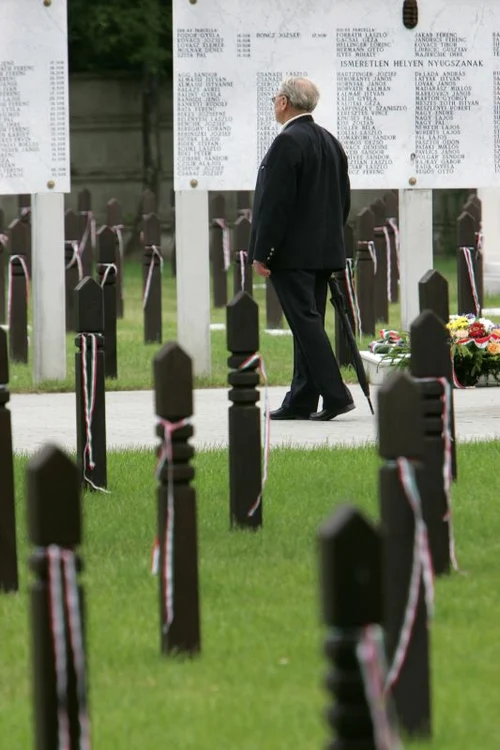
[447,315,500,387]
[368,316,500,387]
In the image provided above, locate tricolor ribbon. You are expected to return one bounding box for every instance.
[80,211,96,251]
[0,233,8,248]
[47,546,92,750]
[7,254,30,327]
[234,209,253,224]
[98,262,117,288]
[214,219,231,271]
[356,625,402,750]
[344,259,362,339]
[460,247,481,317]
[80,334,108,493]
[385,457,434,691]
[239,250,247,291]
[358,240,377,275]
[65,240,84,281]
[387,218,400,275]
[475,230,483,252]
[152,417,191,635]
[143,245,163,310]
[415,377,459,571]
[111,224,124,261]
[238,353,270,517]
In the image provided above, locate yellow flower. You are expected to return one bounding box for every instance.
[447,316,469,331]
[487,341,500,355]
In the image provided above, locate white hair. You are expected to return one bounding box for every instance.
[278,77,320,112]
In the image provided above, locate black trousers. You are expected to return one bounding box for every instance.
[270,269,352,413]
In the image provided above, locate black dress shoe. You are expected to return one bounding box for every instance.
[270,406,311,420]
[309,402,356,421]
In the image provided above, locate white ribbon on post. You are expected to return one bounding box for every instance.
[385,457,434,692]
[65,240,84,282]
[143,245,163,310]
[214,219,231,271]
[7,254,30,327]
[460,246,481,317]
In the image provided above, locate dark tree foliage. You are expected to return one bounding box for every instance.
[68,0,172,76]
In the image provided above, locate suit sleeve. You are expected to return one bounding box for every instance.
[251,135,301,264]
[341,147,351,226]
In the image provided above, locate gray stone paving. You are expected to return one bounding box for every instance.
[8,383,500,456]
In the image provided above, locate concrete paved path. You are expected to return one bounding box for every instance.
[8,384,500,455]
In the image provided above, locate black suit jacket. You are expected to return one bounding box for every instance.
[249,115,350,271]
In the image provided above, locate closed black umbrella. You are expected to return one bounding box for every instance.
[328,275,375,415]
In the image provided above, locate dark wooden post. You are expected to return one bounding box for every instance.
[209,193,228,308]
[418,271,457,481]
[418,269,450,324]
[371,198,389,323]
[265,279,284,329]
[319,505,395,749]
[383,190,399,303]
[378,372,432,739]
[142,213,163,344]
[97,227,118,379]
[27,444,90,749]
[77,188,94,278]
[355,208,376,337]
[74,278,107,491]
[153,342,200,656]
[141,188,157,216]
[18,194,32,275]
[227,291,262,529]
[334,224,356,367]
[457,210,481,316]
[8,218,29,364]
[0,328,18,592]
[411,310,457,576]
[0,208,7,324]
[464,196,484,308]
[233,192,253,296]
[106,198,124,319]
[170,188,177,278]
[65,209,82,333]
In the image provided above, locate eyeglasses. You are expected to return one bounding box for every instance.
[271,94,288,104]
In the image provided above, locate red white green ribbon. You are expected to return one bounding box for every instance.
[235,208,253,224]
[238,353,270,517]
[7,253,30,327]
[143,245,163,310]
[65,239,84,281]
[385,458,434,691]
[98,263,117,288]
[239,250,247,291]
[0,233,8,248]
[80,334,108,493]
[460,246,481,317]
[387,218,400,275]
[47,546,91,750]
[152,417,191,634]
[357,625,401,750]
[358,240,377,275]
[214,219,231,271]
[344,258,362,338]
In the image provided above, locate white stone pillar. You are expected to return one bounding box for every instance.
[175,189,211,376]
[478,188,500,296]
[31,192,66,383]
[399,189,434,330]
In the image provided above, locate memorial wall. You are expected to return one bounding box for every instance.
[173,0,500,191]
[0,0,70,195]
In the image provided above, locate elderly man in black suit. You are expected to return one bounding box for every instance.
[249,76,353,421]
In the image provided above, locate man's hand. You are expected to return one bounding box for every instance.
[252,260,271,278]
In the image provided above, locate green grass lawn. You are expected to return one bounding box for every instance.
[2,444,500,748]
[8,256,500,393]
